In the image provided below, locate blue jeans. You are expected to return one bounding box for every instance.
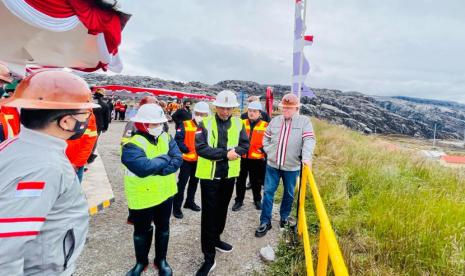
[260,165,300,225]
[76,166,85,183]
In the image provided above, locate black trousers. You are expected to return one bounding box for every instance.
[200,178,235,262]
[173,160,199,211]
[130,197,173,235]
[119,111,126,121]
[235,158,266,203]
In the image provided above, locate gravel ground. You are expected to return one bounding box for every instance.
[75,121,281,276]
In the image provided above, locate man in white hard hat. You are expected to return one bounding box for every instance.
[173,101,210,219]
[232,101,268,212]
[194,90,249,275]
[121,103,183,276]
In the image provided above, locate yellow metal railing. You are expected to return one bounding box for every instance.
[297,165,349,276]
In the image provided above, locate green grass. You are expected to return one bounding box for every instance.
[266,119,465,275]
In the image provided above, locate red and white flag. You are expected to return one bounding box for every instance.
[15,182,45,197]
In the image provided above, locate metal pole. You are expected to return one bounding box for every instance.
[297,0,308,101]
[433,123,437,148]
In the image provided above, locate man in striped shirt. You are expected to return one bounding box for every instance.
[255,93,316,237]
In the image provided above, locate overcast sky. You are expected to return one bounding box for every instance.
[117,0,465,102]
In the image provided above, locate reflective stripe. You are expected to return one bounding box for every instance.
[0,217,45,238]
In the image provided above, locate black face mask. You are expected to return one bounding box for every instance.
[63,116,90,140]
[185,106,191,110]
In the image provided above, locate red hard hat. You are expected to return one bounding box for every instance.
[2,70,99,109]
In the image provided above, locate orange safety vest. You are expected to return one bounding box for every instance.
[242,119,268,159]
[0,106,20,137]
[66,113,99,167]
[0,112,14,142]
[182,119,198,161]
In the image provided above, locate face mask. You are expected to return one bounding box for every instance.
[148,125,164,137]
[67,116,90,140]
[194,116,203,124]
[186,106,191,110]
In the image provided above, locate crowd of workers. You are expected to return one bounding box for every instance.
[0,67,315,276]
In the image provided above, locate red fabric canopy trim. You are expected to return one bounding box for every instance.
[92,85,215,101]
[24,0,125,54]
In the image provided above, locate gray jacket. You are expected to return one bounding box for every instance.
[0,128,89,275]
[263,114,316,171]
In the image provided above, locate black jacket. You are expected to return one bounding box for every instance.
[172,108,192,129]
[94,97,110,132]
[195,115,250,179]
[241,110,270,122]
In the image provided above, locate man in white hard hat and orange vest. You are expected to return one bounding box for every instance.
[232,101,268,212]
[255,93,316,237]
[194,90,249,276]
[173,101,210,219]
[0,70,97,275]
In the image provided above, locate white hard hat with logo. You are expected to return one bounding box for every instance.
[247,101,262,111]
[131,103,167,124]
[213,90,239,108]
[193,101,210,114]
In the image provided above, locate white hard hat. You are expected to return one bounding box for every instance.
[247,101,262,111]
[213,90,239,108]
[131,104,167,124]
[193,101,210,114]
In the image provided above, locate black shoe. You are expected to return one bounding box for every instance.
[173,209,183,219]
[215,240,233,253]
[154,259,172,276]
[255,223,272,237]
[231,201,243,212]
[280,219,289,229]
[254,200,262,210]
[183,202,201,212]
[246,182,252,190]
[154,229,172,276]
[195,260,216,276]
[126,228,153,276]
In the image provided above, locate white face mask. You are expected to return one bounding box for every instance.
[194,116,203,124]
[148,125,163,137]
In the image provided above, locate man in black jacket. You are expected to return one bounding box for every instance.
[194,90,249,276]
[88,88,110,164]
[171,99,192,129]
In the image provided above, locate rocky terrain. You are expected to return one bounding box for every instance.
[83,74,465,139]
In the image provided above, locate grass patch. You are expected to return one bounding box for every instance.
[266,119,465,275]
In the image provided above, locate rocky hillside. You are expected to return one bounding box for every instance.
[83,74,465,139]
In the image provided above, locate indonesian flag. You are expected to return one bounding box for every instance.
[292,0,315,98]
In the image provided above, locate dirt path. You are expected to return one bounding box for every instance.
[75,121,280,276]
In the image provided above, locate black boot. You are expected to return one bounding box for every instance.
[126,227,153,276]
[154,229,172,276]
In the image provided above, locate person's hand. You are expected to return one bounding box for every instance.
[227,149,239,160]
[302,160,312,169]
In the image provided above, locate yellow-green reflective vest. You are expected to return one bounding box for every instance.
[123,133,177,210]
[195,116,242,180]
